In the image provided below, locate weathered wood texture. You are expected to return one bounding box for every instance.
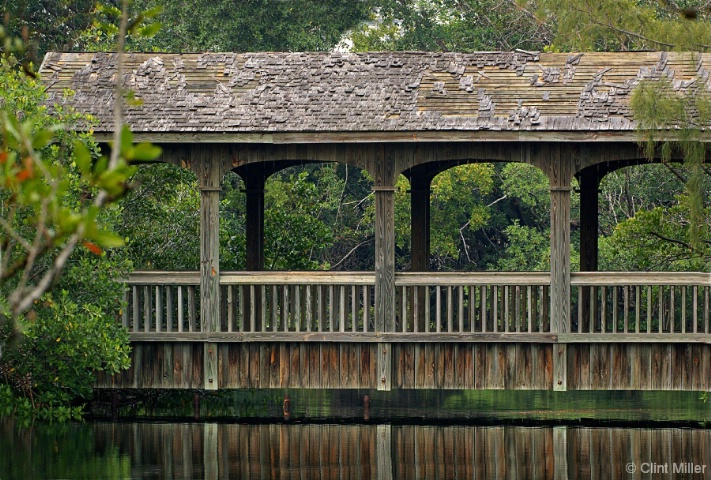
[42,51,711,137]
[96,341,711,391]
[567,343,711,391]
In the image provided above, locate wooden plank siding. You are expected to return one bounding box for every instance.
[95,341,711,391]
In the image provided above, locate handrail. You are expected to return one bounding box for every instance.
[571,271,710,286]
[124,270,709,287]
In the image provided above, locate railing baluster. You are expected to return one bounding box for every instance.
[457,285,464,332]
[517,285,523,331]
[352,285,358,333]
[294,285,302,333]
[402,286,408,333]
[425,286,430,334]
[670,286,675,333]
[436,286,441,333]
[590,286,596,333]
[491,285,499,333]
[318,285,325,333]
[226,286,233,333]
[132,286,139,332]
[577,286,583,334]
[503,286,509,333]
[143,286,151,332]
[705,286,710,334]
[306,285,312,333]
[177,286,184,333]
[646,286,652,334]
[612,287,618,333]
[156,286,163,333]
[187,285,196,333]
[283,286,289,332]
[693,285,698,334]
[166,286,173,333]
[601,286,607,333]
[481,286,487,333]
[528,286,533,333]
[362,285,369,333]
[635,286,640,334]
[470,286,476,333]
[272,285,278,332]
[623,286,628,333]
[249,285,256,333]
[339,285,346,333]
[328,285,335,333]
[446,286,453,333]
[261,285,267,333]
[681,286,686,334]
[658,286,664,333]
[238,285,245,332]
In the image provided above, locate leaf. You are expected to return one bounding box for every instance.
[93,230,125,248]
[138,23,162,38]
[132,142,162,161]
[73,141,92,177]
[82,241,103,255]
[119,125,133,156]
[31,129,54,150]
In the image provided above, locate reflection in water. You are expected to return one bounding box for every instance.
[2,420,711,479]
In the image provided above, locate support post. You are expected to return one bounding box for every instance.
[244,168,266,331]
[195,150,223,391]
[373,148,396,391]
[245,171,266,272]
[410,172,432,333]
[579,166,600,273]
[578,166,601,334]
[544,146,572,391]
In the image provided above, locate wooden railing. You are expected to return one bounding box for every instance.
[394,273,550,334]
[122,270,710,341]
[569,272,711,339]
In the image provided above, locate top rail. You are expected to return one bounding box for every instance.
[571,272,710,286]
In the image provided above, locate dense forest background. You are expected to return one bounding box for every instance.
[1,0,710,418]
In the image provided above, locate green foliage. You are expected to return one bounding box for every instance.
[427,164,495,268]
[538,0,711,51]
[117,163,200,270]
[264,171,334,270]
[128,0,372,52]
[0,291,131,421]
[349,0,550,52]
[631,75,711,253]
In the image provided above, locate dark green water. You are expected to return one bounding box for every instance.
[3,390,711,479]
[95,389,711,424]
[2,420,711,479]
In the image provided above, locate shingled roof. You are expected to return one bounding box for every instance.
[40,51,710,138]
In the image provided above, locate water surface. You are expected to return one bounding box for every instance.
[3,420,711,479]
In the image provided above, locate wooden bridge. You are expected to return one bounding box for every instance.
[40,51,711,392]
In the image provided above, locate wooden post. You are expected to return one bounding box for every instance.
[410,171,432,334]
[578,167,600,273]
[195,149,223,391]
[244,168,266,331]
[545,145,572,391]
[373,147,396,391]
[579,166,601,334]
[245,170,266,272]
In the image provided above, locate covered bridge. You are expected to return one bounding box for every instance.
[40,51,711,391]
